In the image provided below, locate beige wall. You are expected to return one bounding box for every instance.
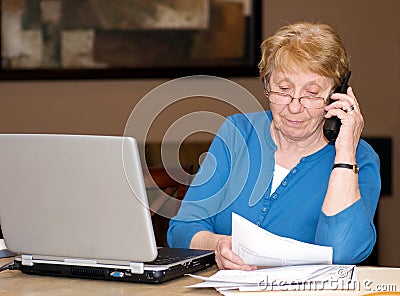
[1,0,399,266]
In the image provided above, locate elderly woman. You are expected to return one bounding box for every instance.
[167,21,380,270]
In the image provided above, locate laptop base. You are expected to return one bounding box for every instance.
[14,248,215,284]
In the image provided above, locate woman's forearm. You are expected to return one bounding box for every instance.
[322,168,360,216]
[190,231,227,250]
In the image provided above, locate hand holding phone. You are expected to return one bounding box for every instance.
[323,71,351,142]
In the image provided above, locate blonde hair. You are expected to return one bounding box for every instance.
[258,21,350,87]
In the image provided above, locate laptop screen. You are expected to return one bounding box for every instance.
[0,134,158,263]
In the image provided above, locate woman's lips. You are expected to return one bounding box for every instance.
[286,119,304,126]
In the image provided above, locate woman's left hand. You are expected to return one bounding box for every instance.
[214,236,257,271]
[324,87,364,159]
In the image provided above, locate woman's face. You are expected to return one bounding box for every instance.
[268,69,335,142]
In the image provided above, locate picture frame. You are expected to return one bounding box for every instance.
[0,0,262,80]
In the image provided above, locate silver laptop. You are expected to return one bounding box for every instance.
[0,134,214,283]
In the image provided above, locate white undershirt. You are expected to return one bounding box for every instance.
[270,164,290,195]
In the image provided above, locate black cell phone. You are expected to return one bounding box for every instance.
[323,71,351,142]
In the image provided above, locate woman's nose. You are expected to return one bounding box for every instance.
[287,97,303,113]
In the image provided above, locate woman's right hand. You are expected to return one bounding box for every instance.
[215,236,257,271]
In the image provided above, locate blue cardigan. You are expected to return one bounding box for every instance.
[167,111,381,264]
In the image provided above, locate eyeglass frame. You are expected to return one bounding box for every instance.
[262,76,335,109]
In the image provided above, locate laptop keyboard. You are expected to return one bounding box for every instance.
[151,254,198,265]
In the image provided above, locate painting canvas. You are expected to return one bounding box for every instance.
[0,0,261,79]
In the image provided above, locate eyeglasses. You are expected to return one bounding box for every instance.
[264,89,334,109]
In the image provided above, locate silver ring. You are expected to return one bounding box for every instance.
[345,105,355,113]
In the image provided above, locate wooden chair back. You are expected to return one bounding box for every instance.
[143,165,194,247]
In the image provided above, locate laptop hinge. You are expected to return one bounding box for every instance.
[64,258,97,265]
[129,262,144,274]
[21,255,34,266]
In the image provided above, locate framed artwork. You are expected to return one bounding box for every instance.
[0,0,262,80]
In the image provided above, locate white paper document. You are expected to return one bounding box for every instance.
[231,213,333,266]
[0,239,6,250]
[187,264,357,292]
[0,239,16,258]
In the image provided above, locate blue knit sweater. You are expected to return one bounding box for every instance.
[167,111,381,264]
